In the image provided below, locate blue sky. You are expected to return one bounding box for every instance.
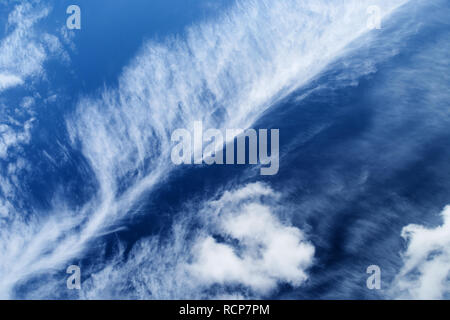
[0,0,449,300]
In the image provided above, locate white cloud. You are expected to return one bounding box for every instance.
[0,2,70,297]
[0,73,23,90]
[0,119,34,159]
[392,206,450,299]
[60,0,409,272]
[68,0,409,200]
[0,3,66,92]
[188,185,314,295]
[80,183,314,299]
[0,0,410,298]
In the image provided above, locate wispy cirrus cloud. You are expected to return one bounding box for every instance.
[0,1,70,297]
[0,2,66,92]
[0,0,411,299]
[64,0,408,254]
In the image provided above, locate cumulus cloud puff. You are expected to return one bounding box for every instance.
[392,206,450,299]
[189,183,314,295]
